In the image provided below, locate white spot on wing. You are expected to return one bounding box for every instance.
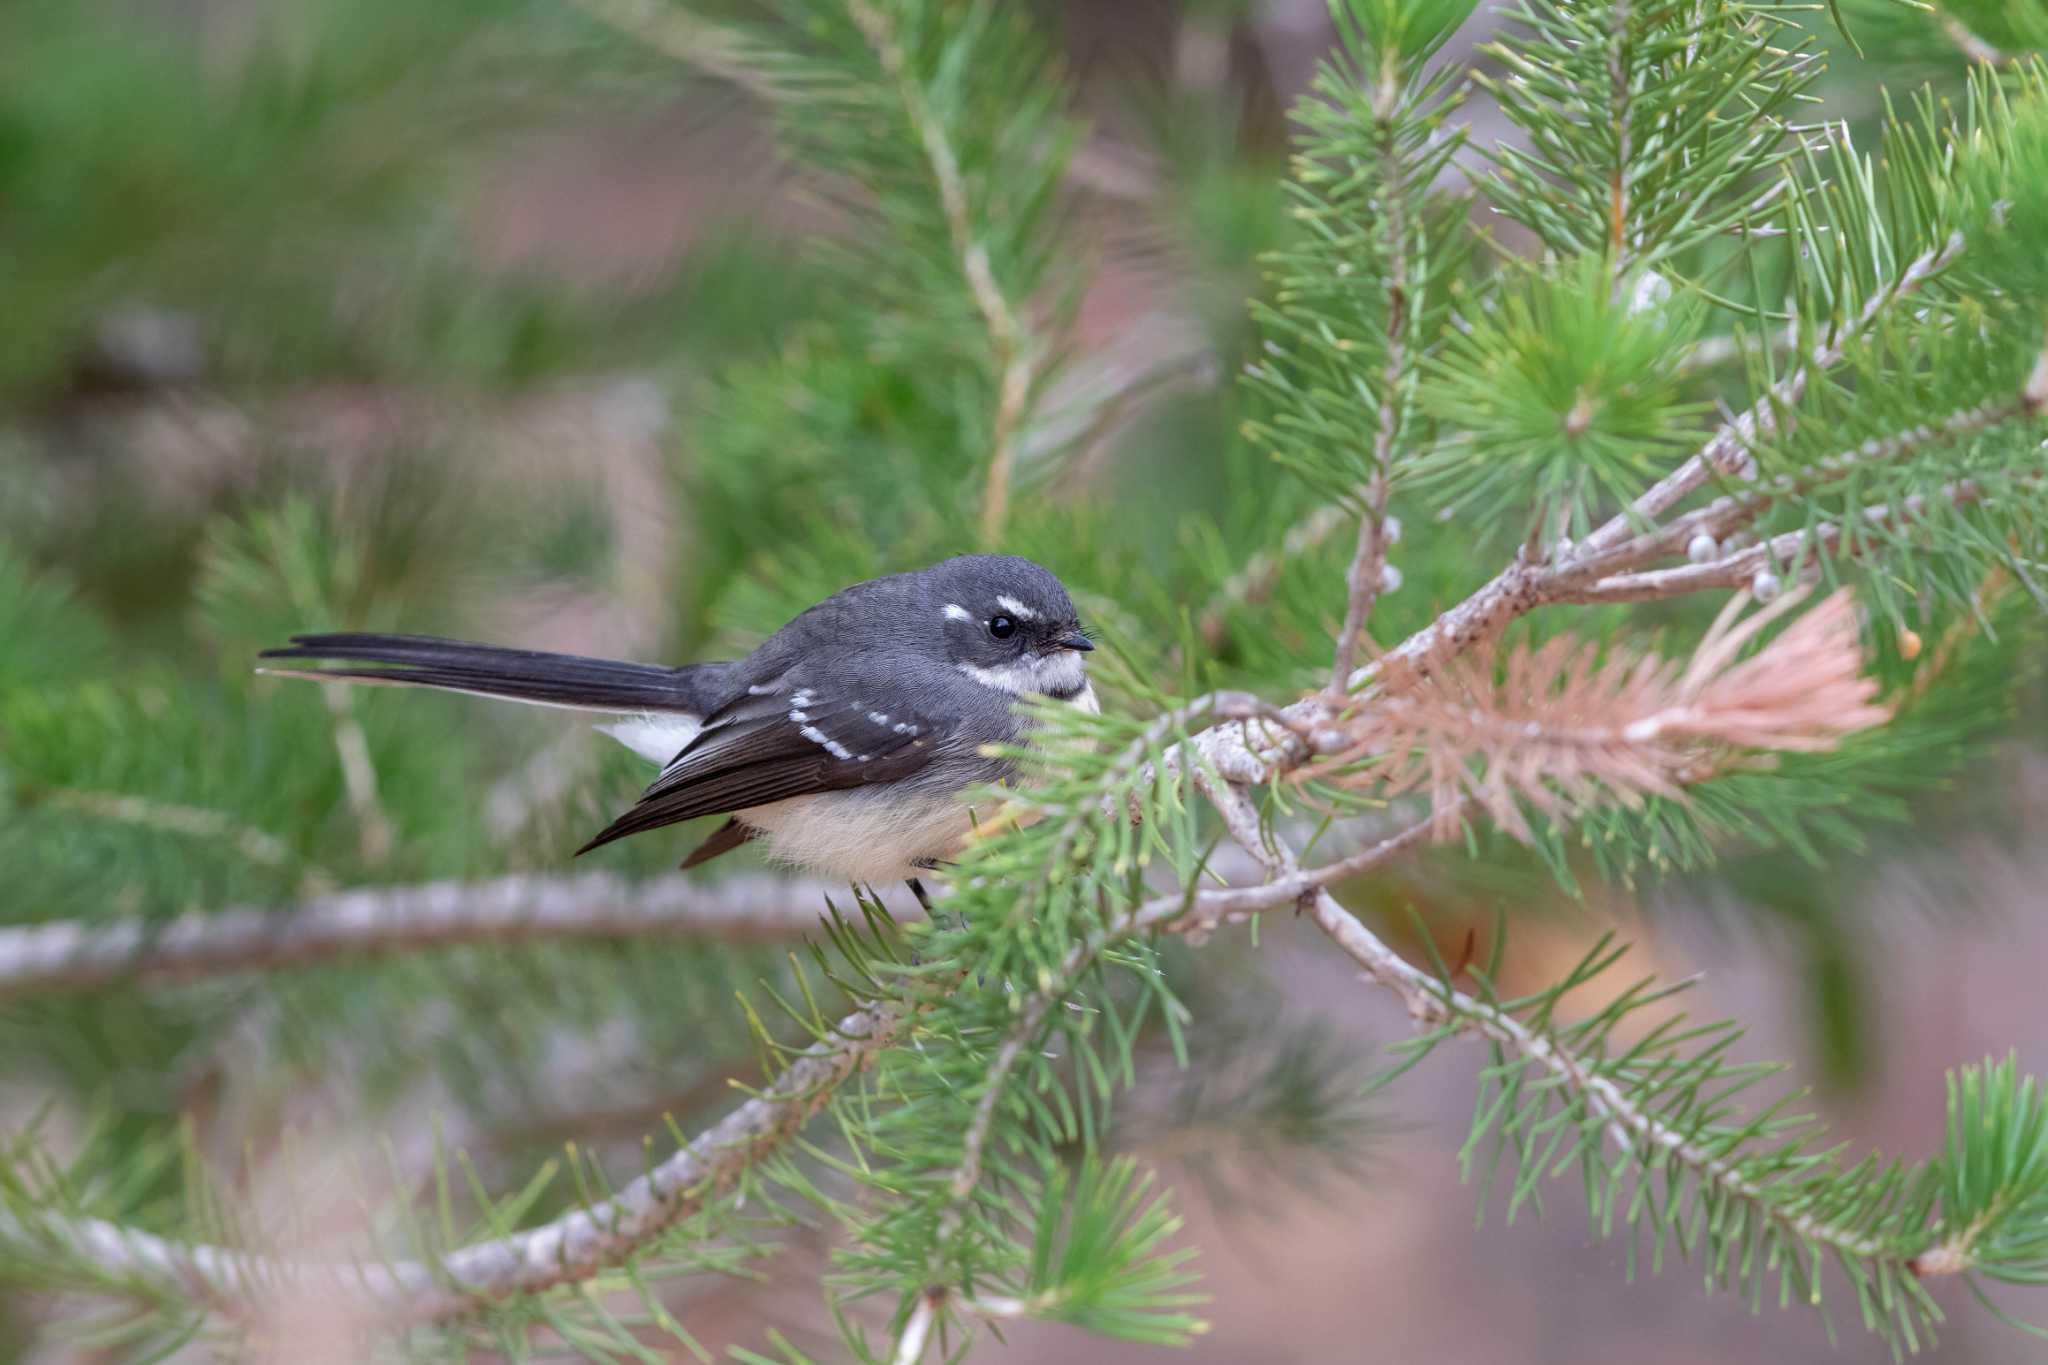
[867,710,891,726]
[799,724,854,761]
[943,603,972,623]
[995,594,1038,620]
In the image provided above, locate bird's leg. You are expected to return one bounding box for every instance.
[905,878,934,915]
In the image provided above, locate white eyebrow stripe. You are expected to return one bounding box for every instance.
[943,603,973,622]
[995,595,1037,620]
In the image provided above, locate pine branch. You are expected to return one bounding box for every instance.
[1575,231,1969,560]
[1175,223,2009,800]
[3,815,1439,1339]
[1199,785,2008,1343]
[1,996,905,1326]
[1300,883,1924,1256]
[0,871,885,999]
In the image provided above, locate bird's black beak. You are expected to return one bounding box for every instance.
[1053,632,1094,653]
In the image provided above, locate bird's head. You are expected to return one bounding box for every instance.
[926,555,1093,699]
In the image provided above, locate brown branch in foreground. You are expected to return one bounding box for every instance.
[7,812,1442,1330]
[1,997,905,1326]
[0,871,887,1000]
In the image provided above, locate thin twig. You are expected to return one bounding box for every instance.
[0,871,890,999]
[1188,505,1350,656]
[842,0,1036,547]
[30,789,321,886]
[1200,780,1905,1267]
[1564,477,1994,604]
[1937,9,2011,65]
[563,0,780,98]
[1300,885,1899,1260]
[1329,106,1416,687]
[319,684,394,866]
[1606,0,1636,284]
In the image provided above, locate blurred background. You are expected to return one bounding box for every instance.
[3,0,2045,1360]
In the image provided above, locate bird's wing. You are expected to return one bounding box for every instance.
[575,677,958,854]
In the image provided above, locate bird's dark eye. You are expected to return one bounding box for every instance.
[987,614,1017,640]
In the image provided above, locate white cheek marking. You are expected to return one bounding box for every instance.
[958,661,1031,694]
[600,713,704,765]
[957,651,1086,697]
[944,603,972,623]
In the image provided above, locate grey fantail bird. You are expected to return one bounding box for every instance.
[259,555,1097,901]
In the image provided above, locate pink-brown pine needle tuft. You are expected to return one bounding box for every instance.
[1319,588,1892,840]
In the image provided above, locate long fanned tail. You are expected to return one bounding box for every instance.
[258,633,725,714]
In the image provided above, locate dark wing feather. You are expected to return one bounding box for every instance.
[575,686,949,854]
[678,817,758,869]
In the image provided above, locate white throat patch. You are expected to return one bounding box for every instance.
[957,650,1087,699]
